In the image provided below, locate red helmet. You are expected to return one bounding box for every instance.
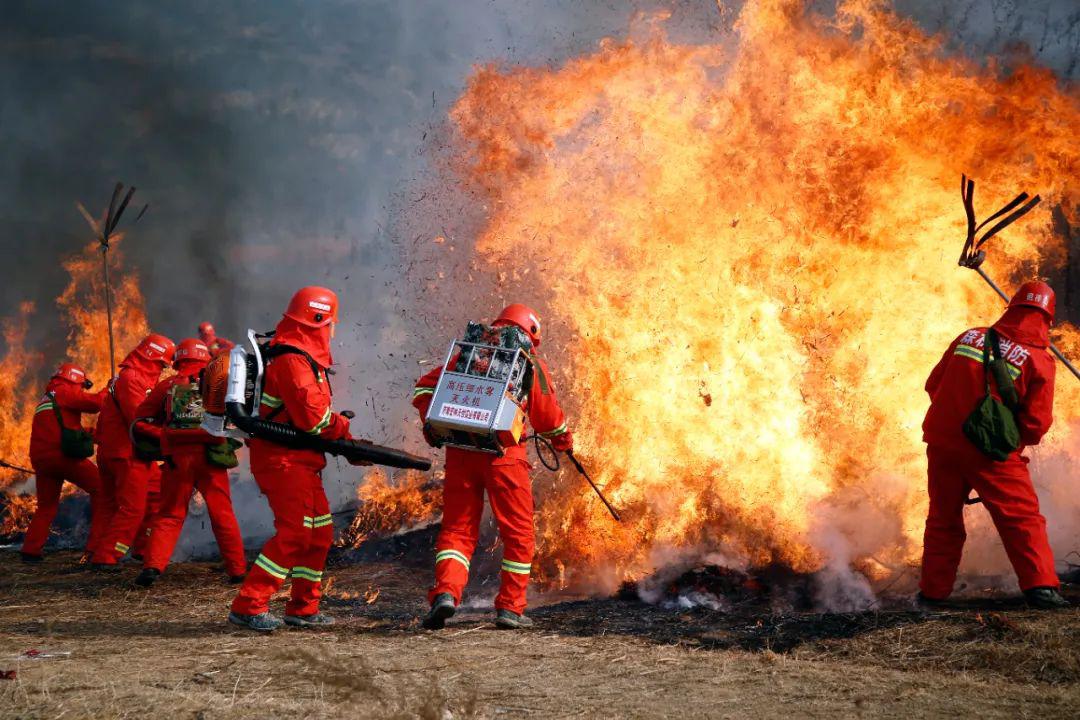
[1009,281,1055,319]
[53,362,89,385]
[174,338,212,367]
[284,286,339,328]
[493,303,542,347]
[198,322,215,340]
[133,333,176,365]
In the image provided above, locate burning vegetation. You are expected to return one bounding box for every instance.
[339,469,442,548]
[0,233,148,535]
[444,0,1080,593]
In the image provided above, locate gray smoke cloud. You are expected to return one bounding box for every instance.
[2,1,1076,567]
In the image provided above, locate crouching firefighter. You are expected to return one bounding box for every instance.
[413,304,573,630]
[22,363,106,562]
[132,338,246,587]
[920,281,1066,609]
[228,286,358,632]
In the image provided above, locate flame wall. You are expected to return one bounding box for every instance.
[0,238,147,501]
[444,0,1080,591]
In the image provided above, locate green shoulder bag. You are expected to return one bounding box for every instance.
[50,392,95,459]
[962,328,1021,461]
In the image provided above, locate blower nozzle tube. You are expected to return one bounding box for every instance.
[225,401,432,471]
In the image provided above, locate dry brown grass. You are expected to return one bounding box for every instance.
[1,551,1078,719]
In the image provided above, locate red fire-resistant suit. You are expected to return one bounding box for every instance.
[920,305,1058,598]
[135,362,246,577]
[22,378,106,557]
[412,355,572,614]
[229,318,351,617]
[92,353,166,564]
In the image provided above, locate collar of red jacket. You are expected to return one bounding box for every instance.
[271,316,333,368]
[993,306,1050,349]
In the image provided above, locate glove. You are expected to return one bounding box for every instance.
[551,430,574,453]
[421,418,438,446]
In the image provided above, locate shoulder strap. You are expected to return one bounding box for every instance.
[108,379,130,426]
[985,328,1020,411]
[262,344,328,420]
[265,344,322,383]
[47,391,66,430]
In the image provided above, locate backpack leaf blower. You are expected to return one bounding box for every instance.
[201,331,431,471]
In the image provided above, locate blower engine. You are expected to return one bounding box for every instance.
[423,322,533,455]
[201,330,431,471]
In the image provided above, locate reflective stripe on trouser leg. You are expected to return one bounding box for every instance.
[95,459,152,564]
[196,461,247,578]
[501,559,532,575]
[428,449,486,607]
[285,480,333,617]
[487,460,535,615]
[143,461,193,572]
[133,462,162,557]
[231,464,317,617]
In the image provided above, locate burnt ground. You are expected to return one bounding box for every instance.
[1,544,1079,719]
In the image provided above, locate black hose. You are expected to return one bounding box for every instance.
[226,402,432,471]
[529,433,560,471]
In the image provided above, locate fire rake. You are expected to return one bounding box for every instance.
[956,174,1080,383]
[0,459,34,475]
[77,183,148,378]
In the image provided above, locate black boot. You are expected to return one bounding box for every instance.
[1024,587,1069,609]
[915,591,950,609]
[19,552,43,564]
[422,593,457,630]
[134,568,161,587]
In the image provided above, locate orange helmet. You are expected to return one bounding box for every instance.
[493,303,542,347]
[1009,281,1055,319]
[133,333,176,365]
[198,322,215,340]
[174,338,212,367]
[284,286,339,328]
[53,362,89,386]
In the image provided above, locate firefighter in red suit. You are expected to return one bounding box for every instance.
[199,322,234,357]
[229,286,353,632]
[91,333,175,569]
[21,363,106,562]
[920,281,1066,609]
[131,338,247,587]
[413,304,573,630]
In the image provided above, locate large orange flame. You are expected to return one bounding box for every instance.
[0,234,148,532]
[443,0,1080,592]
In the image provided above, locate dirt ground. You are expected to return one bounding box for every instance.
[1,549,1078,719]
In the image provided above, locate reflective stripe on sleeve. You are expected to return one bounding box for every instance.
[260,393,283,408]
[34,402,56,415]
[413,387,435,398]
[312,514,333,529]
[539,422,568,439]
[307,407,332,435]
